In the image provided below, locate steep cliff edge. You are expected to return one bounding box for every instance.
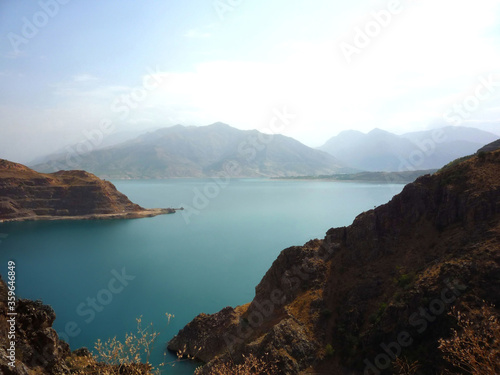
[0,159,174,221]
[168,147,500,374]
[0,275,72,374]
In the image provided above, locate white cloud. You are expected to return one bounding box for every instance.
[2,0,499,160]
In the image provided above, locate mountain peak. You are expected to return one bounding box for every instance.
[207,122,232,128]
[0,158,33,171]
[368,127,392,136]
[0,158,43,178]
[32,124,348,178]
[319,126,499,172]
[336,129,364,137]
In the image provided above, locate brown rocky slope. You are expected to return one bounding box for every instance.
[0,274,71,374]
[0,159,174,222]
[168,146,500,374]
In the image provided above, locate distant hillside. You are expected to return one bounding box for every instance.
[33,123,350,179]
[319,126,498,171]
[28,127,161,166]
[0,159,172,222]
[276,169,438,183]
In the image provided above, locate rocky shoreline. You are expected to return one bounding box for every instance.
[0,159,180,223]
[0,208,178,223]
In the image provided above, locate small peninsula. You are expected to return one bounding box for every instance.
[0,159,174,222]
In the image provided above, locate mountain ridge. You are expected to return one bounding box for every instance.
[31,123,352,179]
[319,126,499,172]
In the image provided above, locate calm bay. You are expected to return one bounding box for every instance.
[0,179,404,374]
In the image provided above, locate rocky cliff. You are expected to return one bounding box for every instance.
[168,146,500,374]
[0,274,71,374]
[0,159,173,221]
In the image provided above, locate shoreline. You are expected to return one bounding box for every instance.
[0,208,181,223]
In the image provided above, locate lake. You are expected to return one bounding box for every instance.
[0,178,404,374]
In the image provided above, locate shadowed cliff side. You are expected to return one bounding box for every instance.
[0,159,174,222]
[168,146,500,374]
[0,275,72,374]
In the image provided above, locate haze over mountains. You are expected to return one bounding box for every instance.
[31,124,498,179]
[33,123,350,179]
[318,126,498,172]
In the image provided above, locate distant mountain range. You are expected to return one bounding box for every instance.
[318,126,499,172]
[32,124,498,178]
[28,127,161,166]
[33,123,350,178]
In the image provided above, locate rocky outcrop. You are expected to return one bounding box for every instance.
[168,149,500,374]
[0,276,71,374]
[0,159,174,221]
[168,239,333,374]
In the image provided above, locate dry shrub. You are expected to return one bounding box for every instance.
[439,304,500,375]
[194,353,278,375]
[392,357,419,375]
[67,314,173,375]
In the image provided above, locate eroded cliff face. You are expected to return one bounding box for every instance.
[169,239,333,373]
[0,159,171,221]
[0,276,72,374]
[168,149,500,374]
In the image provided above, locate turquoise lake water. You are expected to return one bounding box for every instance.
[0,179,404,374]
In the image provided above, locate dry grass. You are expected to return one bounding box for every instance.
[67,314,173,375]
[392,357,420,375]
[234,303,251,315]
[439,304,500,375]
[286,289,322,333]
[194,353,278,375]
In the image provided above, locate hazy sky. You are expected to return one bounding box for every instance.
[1,0,500,163]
